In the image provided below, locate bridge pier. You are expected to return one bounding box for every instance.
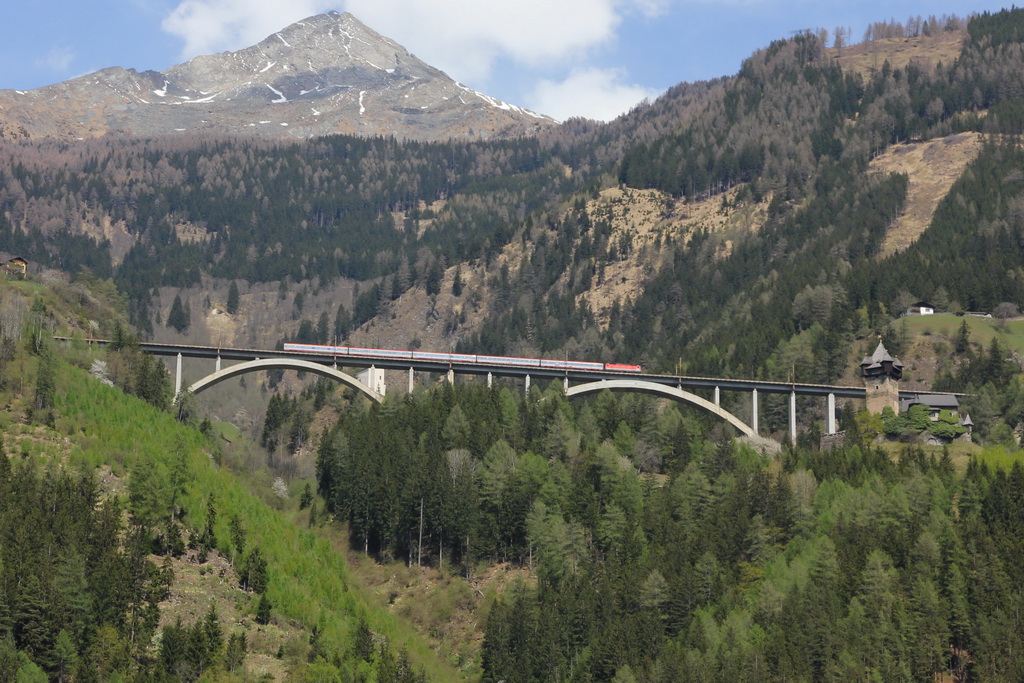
[563,376,569,393]
[525,374,531,396]
[751,389,759,434]
[175,353,183,396]
[356,366,386,396]
[487,372,492,389]
[789,391,797,445]
[215,355,221,373]
[713,386,720,407]
[408,367,415,394]
[447,367,454,384]
[826,393,836,435]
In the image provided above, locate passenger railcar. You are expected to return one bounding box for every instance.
[281,343,641,372]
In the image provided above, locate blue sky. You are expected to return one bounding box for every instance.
[0,0,1012,121]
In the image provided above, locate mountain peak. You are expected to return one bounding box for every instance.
[0,12,553,142]
[162,10,442,107]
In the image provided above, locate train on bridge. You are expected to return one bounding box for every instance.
[282,343,643,373]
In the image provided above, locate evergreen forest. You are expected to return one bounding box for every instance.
[305,381,1024,681]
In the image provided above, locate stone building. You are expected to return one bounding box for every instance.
[861,342,902,414]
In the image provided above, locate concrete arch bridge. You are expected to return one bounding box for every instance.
[59,338,959,448]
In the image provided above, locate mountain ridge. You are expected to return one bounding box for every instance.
[0,11,554,142]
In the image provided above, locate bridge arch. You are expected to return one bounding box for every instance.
[185,358,384,403]
[565,379,756,439]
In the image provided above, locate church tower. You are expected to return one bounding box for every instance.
[861,341,903,414]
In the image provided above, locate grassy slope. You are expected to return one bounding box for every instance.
[897,312,1024,355]
[828,30,964,79]
[49,352,459,679]
[871,133,983,256]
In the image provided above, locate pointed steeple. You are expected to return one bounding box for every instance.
[860,341,903,380]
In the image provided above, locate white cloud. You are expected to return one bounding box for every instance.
[162,0,663,84]
[629,0,672,18]
[526,67,661,122]
[36,46,76,73]
[162,0,335,58]
[341,0,629,82]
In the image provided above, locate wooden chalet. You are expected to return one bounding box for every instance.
[0,255,27,279]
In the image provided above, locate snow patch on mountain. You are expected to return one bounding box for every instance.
[266,84,287,103]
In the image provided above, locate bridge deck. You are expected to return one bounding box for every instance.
[58,337,961,401]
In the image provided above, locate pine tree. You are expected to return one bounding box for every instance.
[452,265,464,297]
[225,632,247,671]
[33,350,56,412]
[52,629,78,682]
[202,603,223,662]
[167,294,189,333]
[0,634,19,682]
[316,312,329,344]
[197,496,217,561]
[159,618,188,677]
[240,547,268,593]
[255,594,272,625]
[377,638,398,682]
[229,515,245,564]
[128,458,168,530]
[226,280,240,315]
[354,617,374,662]
[955,319,971,354]
[426,259,444,296]
[333,304,350,342]
[14,574,52,662]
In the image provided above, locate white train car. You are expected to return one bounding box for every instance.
[282,343,641,373]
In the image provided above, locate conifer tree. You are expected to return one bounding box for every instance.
[226,280,240,314]
[955,319,971,354]
[14,574,52,662]
[159,618,188,677]
[354,617,374,662]
[52,629,77,682]
[240,547,268,593]
[255,594,272,625]
[452,266,463,297]
[33,350,55,412]
[167,294,189,333]
[225,632,247,671]
[0,635,18,682]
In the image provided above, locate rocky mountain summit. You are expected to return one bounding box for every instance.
[0,11,554,142]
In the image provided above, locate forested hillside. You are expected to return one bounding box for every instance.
[5,271,1024,680]
[0,135,566,329]
[5,10,1024,391]
[0,279,446,680]
[7,8,1024,683]
[459,8,1024,433]
[299,370,1024,681]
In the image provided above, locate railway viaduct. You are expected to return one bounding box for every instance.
[60,338,959,447]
